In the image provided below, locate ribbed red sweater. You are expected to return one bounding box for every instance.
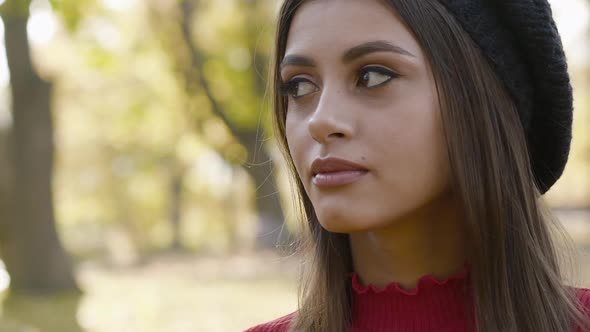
[245,266,590,332]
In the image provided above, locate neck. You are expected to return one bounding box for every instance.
[348,191,469,290]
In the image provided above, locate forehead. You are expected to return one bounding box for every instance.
[285,0,422,58]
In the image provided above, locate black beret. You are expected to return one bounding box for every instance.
[440,0,573,194]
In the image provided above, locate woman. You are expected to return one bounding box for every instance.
[246,0,590,331]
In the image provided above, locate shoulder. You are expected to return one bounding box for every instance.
[578,287,590,309]
[575,287,590,332]
[243,311,297,332]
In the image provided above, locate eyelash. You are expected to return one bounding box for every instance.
[359,65,400,88]
[279,77,313,99]
[279,66,400,99]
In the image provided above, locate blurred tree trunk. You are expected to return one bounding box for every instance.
[0,124,13,273]
[239,0,292,251]
[168,163,185,250]
[178,0,289,251]
[148,0,291,252]
[0,1,78,292]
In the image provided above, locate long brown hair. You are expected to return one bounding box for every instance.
[270,0,590,331]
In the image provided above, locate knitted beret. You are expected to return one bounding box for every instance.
[439,0,573,194]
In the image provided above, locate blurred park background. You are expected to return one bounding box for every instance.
[0,0,588,331]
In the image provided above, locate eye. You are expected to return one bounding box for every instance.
[280,78,319,99]
[357,66,399,89]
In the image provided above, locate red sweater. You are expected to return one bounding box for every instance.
[245,266,590,332]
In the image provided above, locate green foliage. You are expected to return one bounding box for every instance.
[33,0,268,256]
[193,0,276,131]
[49,0,98,31]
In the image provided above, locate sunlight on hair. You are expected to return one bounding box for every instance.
[27,0,57,46]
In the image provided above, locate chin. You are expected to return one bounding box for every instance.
[315,205,406,234]
[317,214,383,234]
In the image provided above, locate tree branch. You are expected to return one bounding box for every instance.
[178,0,244,139]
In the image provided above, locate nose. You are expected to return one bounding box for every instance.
[307,88,355,144]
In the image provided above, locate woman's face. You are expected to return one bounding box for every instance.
[282,0,451,233]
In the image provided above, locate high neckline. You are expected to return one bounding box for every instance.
[246,263,590,332]
[348,263,476,331]
[349,263,471,296]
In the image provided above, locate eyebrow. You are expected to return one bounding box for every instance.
[280,55,316,69]
[342,41,415,62]
[280,40,415,69]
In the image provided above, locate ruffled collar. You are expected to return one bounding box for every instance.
[349,263,471,296]
[347,263,476,331]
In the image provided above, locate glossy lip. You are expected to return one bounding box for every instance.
[310,157,369,187]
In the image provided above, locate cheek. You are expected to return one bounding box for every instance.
[374,93,450,195]
[402,108,449,194]
[417,120,450,190]
[285,114,308,179]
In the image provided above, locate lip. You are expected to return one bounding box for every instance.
[310,157,369,187]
